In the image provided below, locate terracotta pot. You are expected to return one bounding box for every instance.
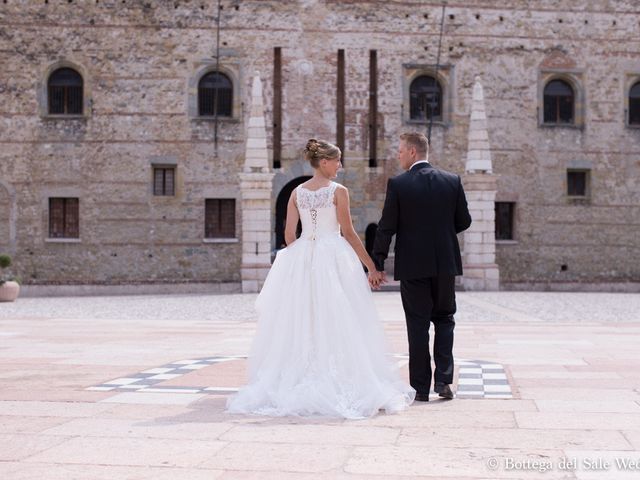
[0,281,20,302]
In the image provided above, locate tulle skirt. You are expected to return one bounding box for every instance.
[226,233,415,419]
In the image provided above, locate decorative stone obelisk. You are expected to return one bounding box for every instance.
[239,72,275,293]
[462,76,500,290]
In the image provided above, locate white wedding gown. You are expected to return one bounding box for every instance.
[226,181,415,419]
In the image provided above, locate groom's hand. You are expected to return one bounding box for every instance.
[378,270,388,285]
[368,271,382,290]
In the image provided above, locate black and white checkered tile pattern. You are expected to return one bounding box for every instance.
[88,355,512,399]
[392,356,513,399]
[86,356,246,394]
[455,359,512,399]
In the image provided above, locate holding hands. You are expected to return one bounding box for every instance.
[368,270,387,290]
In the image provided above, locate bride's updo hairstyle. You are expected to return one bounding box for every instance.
[304,139,341,168]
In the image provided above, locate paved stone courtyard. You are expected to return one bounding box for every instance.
[1,291,640,479]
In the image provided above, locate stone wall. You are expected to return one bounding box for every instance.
[0,0,638,287]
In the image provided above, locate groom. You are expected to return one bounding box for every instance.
[372,132,472,402]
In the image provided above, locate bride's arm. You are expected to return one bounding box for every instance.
[335,186,377,273]
[284,190,300,246]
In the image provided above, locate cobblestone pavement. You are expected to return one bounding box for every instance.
[1,291,639,479]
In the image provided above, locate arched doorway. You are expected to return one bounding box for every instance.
[275,176,311,249]
[365,223,378,256]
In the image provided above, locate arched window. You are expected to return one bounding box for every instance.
[543,79,574,124]
[365,223,378,257]
[48,68,83,115]
[629,82,640,125]
[409,75,442,121]
[198,71,232,117]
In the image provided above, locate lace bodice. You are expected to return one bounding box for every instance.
[295,182,341,240]
[296,182,338,210]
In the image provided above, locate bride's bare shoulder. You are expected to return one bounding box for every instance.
[333,183,349,205]
[334,183,348,194]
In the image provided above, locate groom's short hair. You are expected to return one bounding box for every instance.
[400,132,429,156]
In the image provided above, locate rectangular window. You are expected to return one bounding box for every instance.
[567,169,589,197]
[153,167,175,196]
[495,202,515,241]
[205,199,236,239]
[49,198,79,238]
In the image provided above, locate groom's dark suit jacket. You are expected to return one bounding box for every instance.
[373,162,472,280]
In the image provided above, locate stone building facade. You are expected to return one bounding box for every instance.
[0,0,639,291]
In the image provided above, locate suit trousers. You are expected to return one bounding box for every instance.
[400,276,456,394]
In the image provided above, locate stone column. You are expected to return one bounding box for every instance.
[462,175,500,290]
[239,72,274,293]
[239,174,273,293]
[462,77,500,290]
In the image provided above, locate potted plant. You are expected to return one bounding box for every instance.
[0,254,20,302]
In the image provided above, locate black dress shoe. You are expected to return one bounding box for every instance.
[434,383,454,399]
[414,392,429,402]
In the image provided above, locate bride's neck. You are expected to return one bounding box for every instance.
[312,171,332,182]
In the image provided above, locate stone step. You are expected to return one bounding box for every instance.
[377,279,465,292]
[379,280,400,292]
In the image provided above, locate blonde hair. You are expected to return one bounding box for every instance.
[304,139,341,168]
[400,132,429,156]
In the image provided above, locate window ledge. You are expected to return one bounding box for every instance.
[626,124,640,129]
[405,119,448,127]
[41,114,88,120]
[567,196,591,203]
[203,238,239,244]
[366,166,383,174]
[151,161,178,167]
[539,122,583,129]
[191,116,240,123]
[46,238,81,243]
[496,240,518,245]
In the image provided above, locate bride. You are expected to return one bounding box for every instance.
[226,139,415,419]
